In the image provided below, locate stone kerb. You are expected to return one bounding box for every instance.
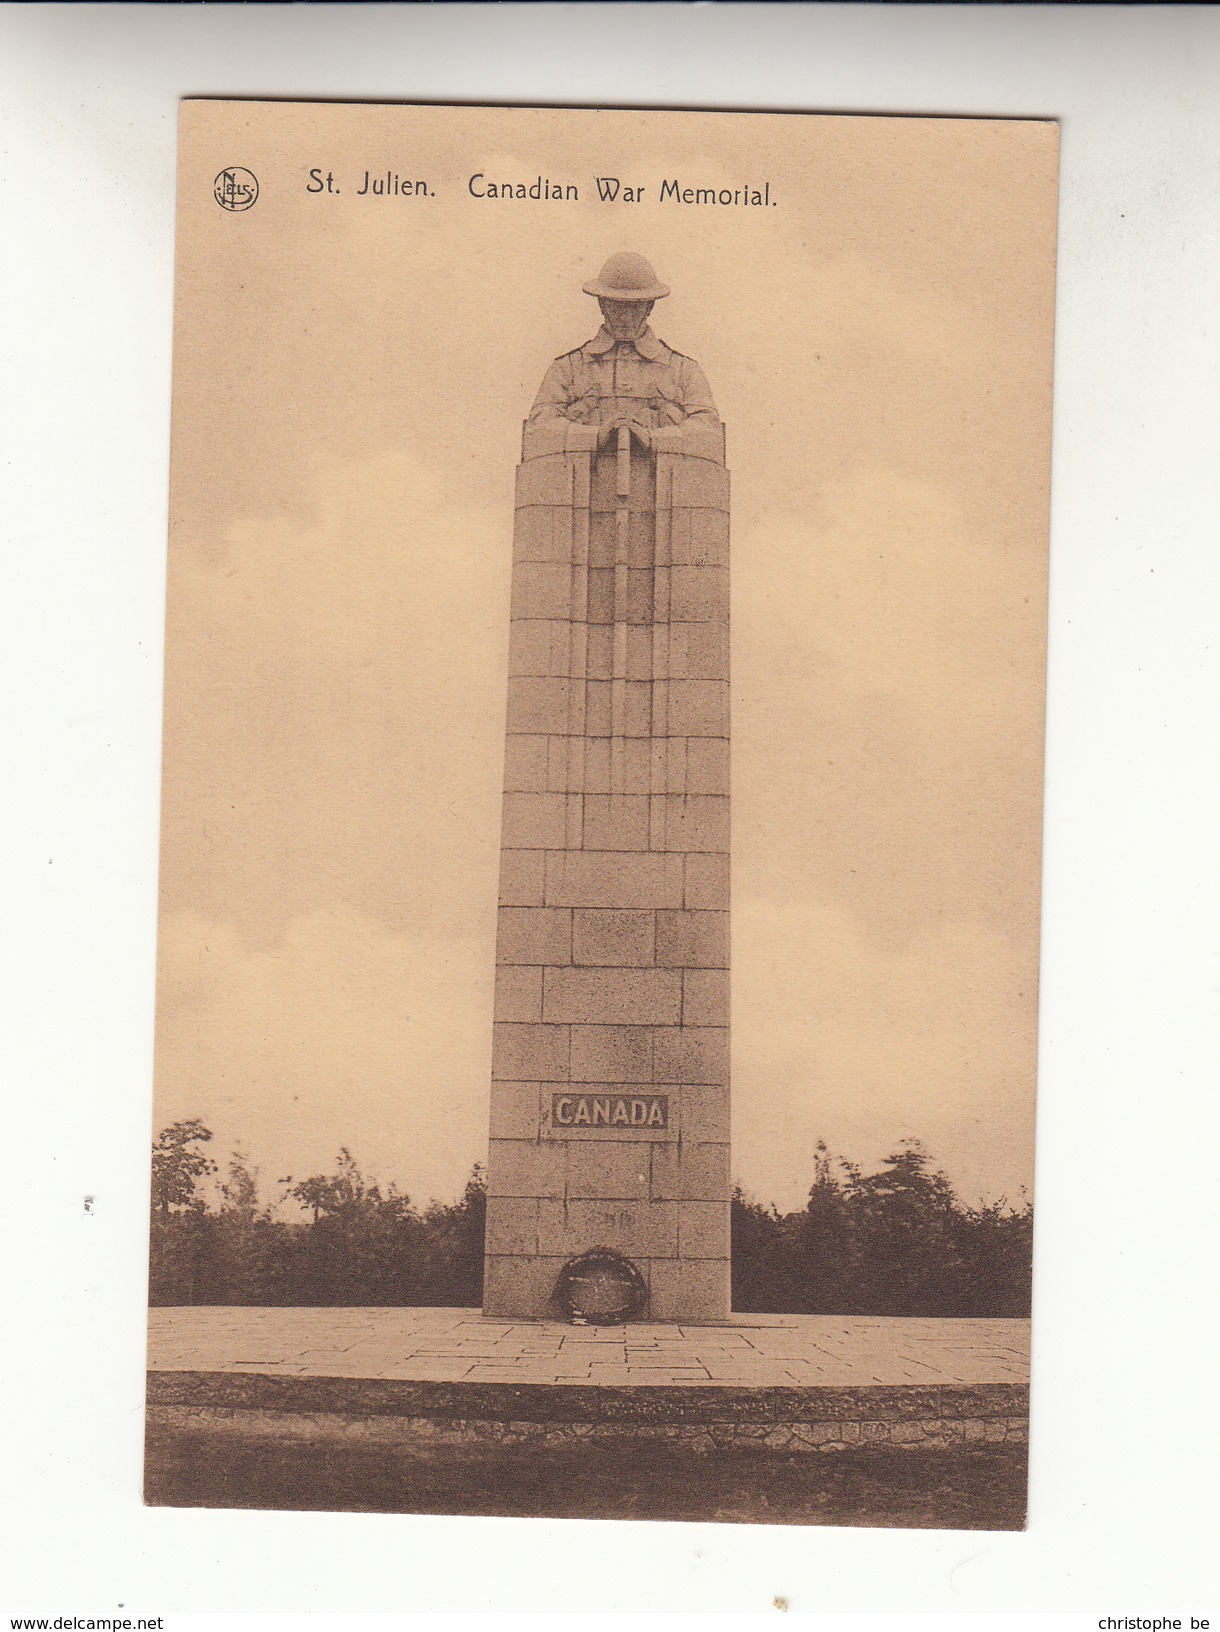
[148,1372,1029,1457]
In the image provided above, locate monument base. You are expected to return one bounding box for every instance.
[146,1308,1029,1525]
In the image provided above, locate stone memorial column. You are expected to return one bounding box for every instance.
[483,257,730,1322]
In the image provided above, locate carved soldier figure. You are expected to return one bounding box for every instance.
[528,252,721,457]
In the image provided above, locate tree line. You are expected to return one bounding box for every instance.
[149,1120,1031,1316]
[149,1120,486,1308]
[731,1141,1032,1317]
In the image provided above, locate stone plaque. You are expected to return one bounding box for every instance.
[551,1092,670,1130]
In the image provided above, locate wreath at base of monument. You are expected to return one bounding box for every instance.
[554,1247,648,1325]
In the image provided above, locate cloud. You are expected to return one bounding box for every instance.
[160,449,509,942]
[733,896,1037,1211]
[733,467,1046,950]
[155,905,492,1209]
[157,448,505,1207]
[725,466,1043,1207]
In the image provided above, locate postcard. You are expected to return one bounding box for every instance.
[147,98,1057,1528]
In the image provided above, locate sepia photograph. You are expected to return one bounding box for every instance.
[145,97,1058,1530]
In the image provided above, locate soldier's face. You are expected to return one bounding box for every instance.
[600,298,652,342]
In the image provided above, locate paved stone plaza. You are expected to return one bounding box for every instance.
[148,1307,1029,1388]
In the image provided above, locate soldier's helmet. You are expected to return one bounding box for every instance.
[582,252,670,302]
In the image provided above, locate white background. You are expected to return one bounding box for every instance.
[2,1,1217,1616]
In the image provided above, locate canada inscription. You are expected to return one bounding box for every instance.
[551,1093,670,1130]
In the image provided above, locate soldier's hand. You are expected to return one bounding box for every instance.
[627,421,653,451]
[597,418,627,451]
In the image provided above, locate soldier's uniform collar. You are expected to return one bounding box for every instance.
[585,324,665,362]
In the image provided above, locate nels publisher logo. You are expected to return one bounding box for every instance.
[213,167,259,212]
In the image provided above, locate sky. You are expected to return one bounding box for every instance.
[154,102,1058,1213]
